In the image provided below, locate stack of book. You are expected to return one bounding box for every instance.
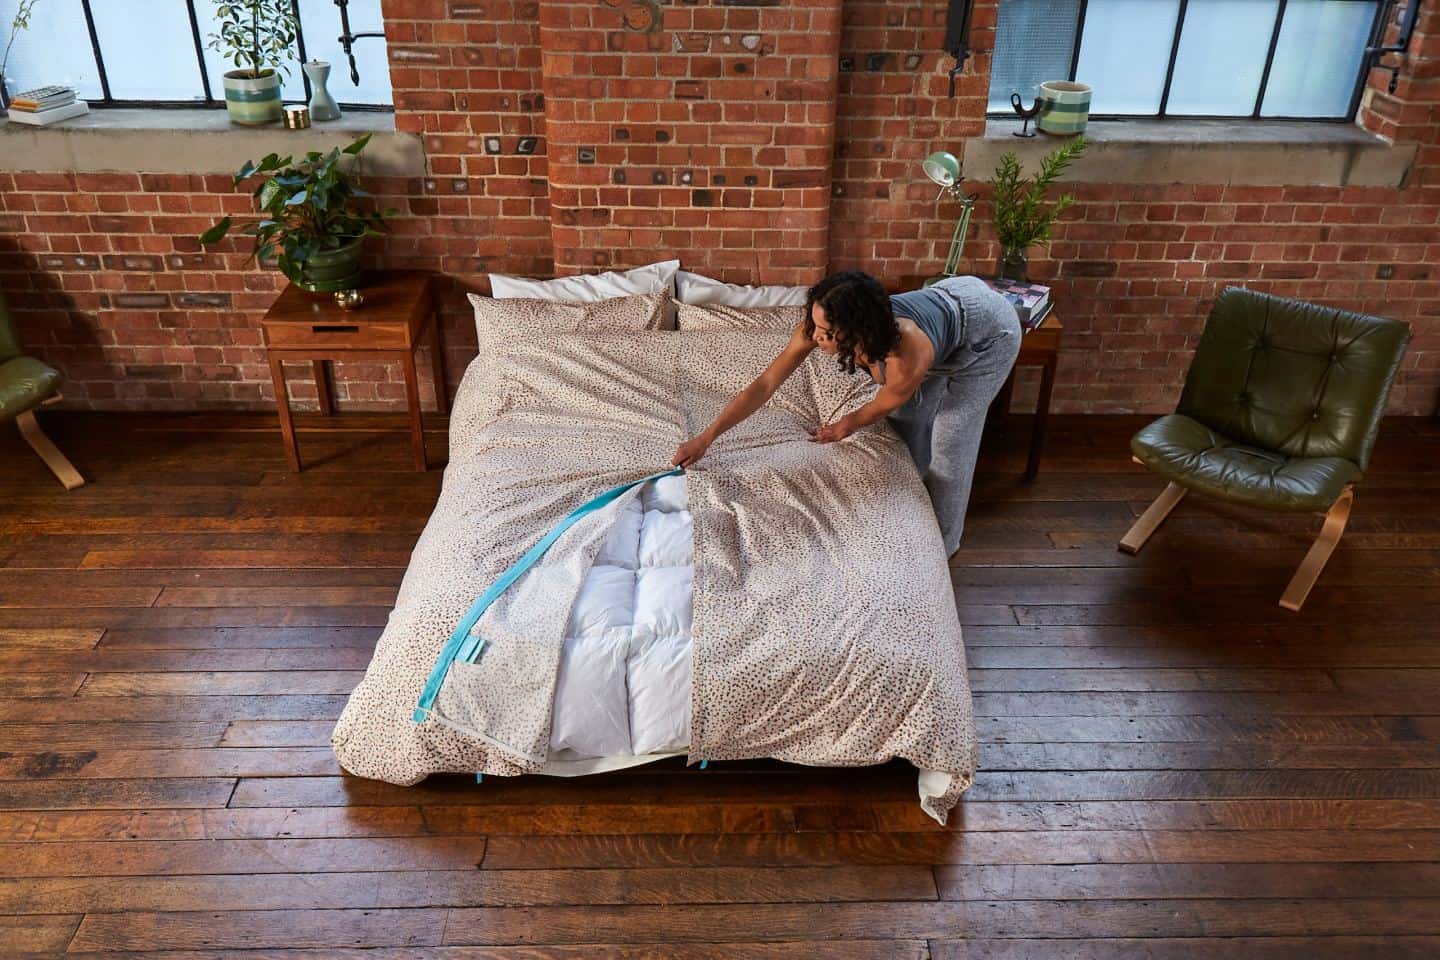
[5,85,90,126]
[983,277,1052,331]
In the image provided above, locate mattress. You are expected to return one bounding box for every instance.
[541,472,694,772]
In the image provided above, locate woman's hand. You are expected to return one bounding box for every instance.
[809,415,857,444]
[672,433,713,468]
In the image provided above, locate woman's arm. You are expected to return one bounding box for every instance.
[673,325,814,467]
[811,324,932,443]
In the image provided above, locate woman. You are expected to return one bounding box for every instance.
[672,271,1021,554]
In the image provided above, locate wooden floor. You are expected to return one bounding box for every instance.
[1,410,1438,958]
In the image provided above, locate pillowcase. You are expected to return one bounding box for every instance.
[489,259,681,302]
[468,291,673,358]
[676,302,805,333]
[675,270,810,307]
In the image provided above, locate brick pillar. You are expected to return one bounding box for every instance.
[381,0,552,278]
[1357,2,1440,186]
[829,0,995,279]
[537,0,841,284]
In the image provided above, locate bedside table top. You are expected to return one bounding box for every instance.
[262,270,433,330]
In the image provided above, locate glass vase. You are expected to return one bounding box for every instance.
[997,245,1029,282]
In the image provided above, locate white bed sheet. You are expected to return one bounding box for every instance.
[540,472,693,769]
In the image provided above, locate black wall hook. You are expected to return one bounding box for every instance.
[1364,0,1421,95]
[334,0,385,86]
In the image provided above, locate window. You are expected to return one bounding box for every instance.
[2,0,392,109]
[988,0,1385,120]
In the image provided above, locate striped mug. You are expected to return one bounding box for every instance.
[1036,80,1092,136]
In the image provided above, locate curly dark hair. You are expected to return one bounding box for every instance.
[804,271,900,375]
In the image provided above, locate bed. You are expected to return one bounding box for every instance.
[332,294,978,823]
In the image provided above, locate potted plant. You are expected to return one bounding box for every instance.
[989,135,1087,281]
[207,0,297,125]
[199,135,396,292]
[1,0,41,111]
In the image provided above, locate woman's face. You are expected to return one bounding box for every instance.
[809,303,839,355]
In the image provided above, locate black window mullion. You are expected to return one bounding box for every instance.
[77,0,112,103]
[1345,0,1392,121]
[1156,0,1190,117]
[1068,0,1089,81]
[184,0,214,104]
[292,0,312,101]
[1252,0,1288,118]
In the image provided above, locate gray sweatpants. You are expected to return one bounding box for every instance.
[889,276,1022,555]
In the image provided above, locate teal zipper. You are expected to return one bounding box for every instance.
[413,466,683,724]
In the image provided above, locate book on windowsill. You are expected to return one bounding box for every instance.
[4,100,90,126]
[983,277,1052,330]
[8,85,77,111]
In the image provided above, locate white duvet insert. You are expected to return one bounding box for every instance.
[544,473,693,765]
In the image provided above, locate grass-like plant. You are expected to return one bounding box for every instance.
[198,135,396,284]
[2,0,42,78]
[990,135,1088,252]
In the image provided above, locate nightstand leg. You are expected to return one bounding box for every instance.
[269,355,302,472]
[1025,354,1057,481]
[429,319,448,415]
[401,349,428,472]
[313,360,334,416]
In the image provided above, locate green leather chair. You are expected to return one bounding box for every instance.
[1119,287,1408,611]
[1,291,84,489]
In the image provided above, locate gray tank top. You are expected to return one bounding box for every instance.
[878,286,965,383]
[890,287,964,361]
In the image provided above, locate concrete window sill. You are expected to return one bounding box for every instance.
[968,119,1416,188]
[0,108,425,177]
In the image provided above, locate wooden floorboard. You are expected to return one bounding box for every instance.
[1,411,1437,956]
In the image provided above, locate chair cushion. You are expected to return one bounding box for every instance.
[1132,414,1359,514]
[0,355,62,421]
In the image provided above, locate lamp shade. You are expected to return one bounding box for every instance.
[922,151,961,187]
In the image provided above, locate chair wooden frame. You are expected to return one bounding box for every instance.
[1118,460,1354,612]
[14,395,84,490]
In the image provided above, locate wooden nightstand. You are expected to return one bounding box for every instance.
[260,270,445,472]
[1007,309,1061,480]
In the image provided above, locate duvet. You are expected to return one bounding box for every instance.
[332,327,978,822]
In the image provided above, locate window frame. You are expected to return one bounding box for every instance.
[989,0,1389,123]
[68,0,391,111]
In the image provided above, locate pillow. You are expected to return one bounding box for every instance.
[676,302,804,333]
[467,291,674,358]
[675,270,810,307]
[489,259,681,302]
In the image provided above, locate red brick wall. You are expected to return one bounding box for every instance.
[1,0,1436,414]
[539,0,840,283]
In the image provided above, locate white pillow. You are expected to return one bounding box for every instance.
[489,259,680,302]
[675,270,810,308]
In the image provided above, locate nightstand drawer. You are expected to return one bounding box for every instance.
[263,321,411,350]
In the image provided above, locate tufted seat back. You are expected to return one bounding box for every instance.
[0,292,20,364]
[1177,287,1410,472]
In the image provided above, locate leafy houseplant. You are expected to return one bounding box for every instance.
[199,135,395,293]
[207,0,297,126]
[1,0,42,111]
[988,135,1088,281]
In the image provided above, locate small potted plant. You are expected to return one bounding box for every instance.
[207,0,297,125]
[989,135,1087,281]
[199,135,396,292]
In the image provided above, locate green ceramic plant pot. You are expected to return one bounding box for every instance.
[221,69,283,126]
[297,238,364,293]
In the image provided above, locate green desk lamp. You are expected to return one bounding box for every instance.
[922,150,975,282]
